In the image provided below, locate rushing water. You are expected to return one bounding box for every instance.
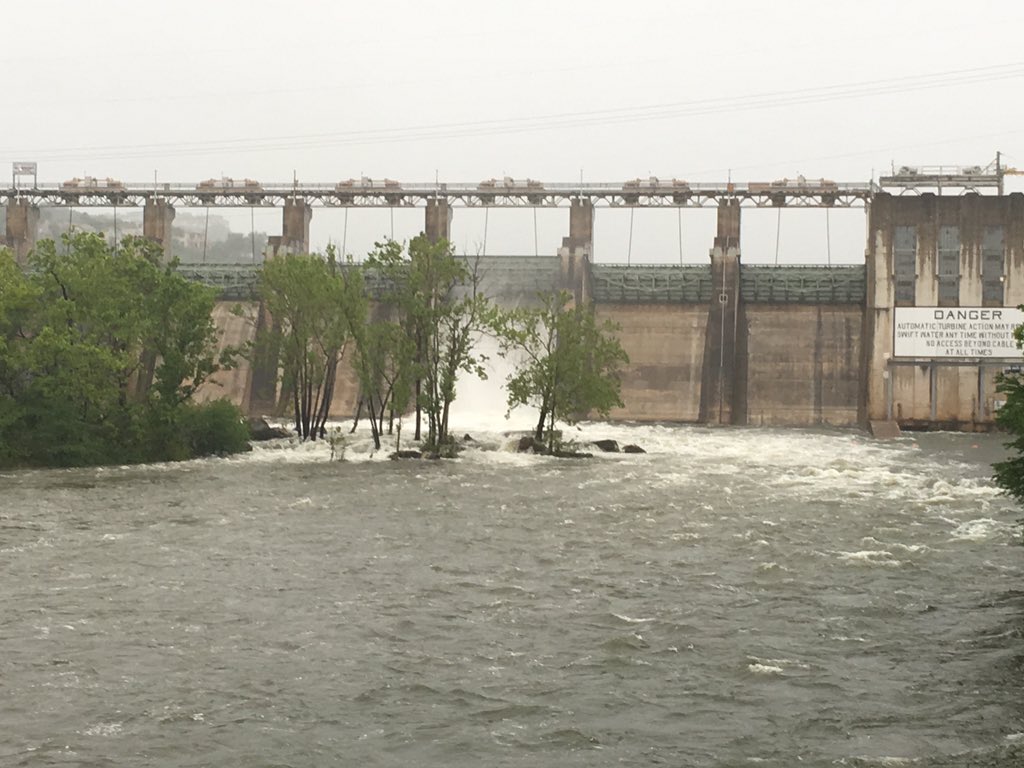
[1,420,1023,767]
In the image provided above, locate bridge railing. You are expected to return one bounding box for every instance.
[175,260,868,305]
[175,263,259,300]
[740,265,866,304]
[591,264,716,303]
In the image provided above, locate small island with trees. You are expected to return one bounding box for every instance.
[0,232,629,469]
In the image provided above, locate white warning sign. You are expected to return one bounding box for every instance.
[893,307,1024,359]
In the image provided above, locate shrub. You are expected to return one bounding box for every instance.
[179,399,251,458]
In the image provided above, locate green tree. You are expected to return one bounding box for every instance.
[495,291,628,453]
[346,241,412,451]
[257,249,359,440]
[993,338,1024,505]
[345,310,415,451]
[0,233,246,467]
[365,236,491,454]
[0,251,40,465]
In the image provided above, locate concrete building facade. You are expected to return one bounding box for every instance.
[863,192,1024,430]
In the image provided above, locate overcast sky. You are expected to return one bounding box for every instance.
[3,0,1024,263]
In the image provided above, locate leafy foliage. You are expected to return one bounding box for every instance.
[495,291,628,452]
[0,233,246,468]
[364,236,492,453]
[256,248,361,440]
[993,317,1024,520]
[994,371,1024,504]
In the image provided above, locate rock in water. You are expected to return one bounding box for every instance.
[554,449,593,459]
[517,436,545,453]
[592,439,620,453]
[622,444,646,454]
[247,417,291,441]
[389,450,423,460]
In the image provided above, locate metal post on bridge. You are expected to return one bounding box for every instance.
[12,161,37,190]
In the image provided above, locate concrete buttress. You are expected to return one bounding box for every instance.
[142,198,175,262]
[425,199,452,243]
[5,199,39,266]
[282,198,312,253]
[699,199,745,424]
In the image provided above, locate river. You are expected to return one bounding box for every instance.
[1,419,1022,767]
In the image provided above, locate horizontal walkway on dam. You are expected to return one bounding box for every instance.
[175,259,867,305]
[591,264,866,304]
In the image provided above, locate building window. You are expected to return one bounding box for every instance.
[982,226,1004,306]
[894,225,916,306]
[937,225,960,307]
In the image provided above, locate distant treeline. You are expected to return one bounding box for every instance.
[37,208,268,263]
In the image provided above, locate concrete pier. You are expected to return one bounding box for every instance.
[142,198,175,261]
[564,198,594,251]
[557,199,595,305]
[283,197,312,253]
[265,198,312,258]
[699,200,743,425]
[425,198,451,243]
[5,199,39,265]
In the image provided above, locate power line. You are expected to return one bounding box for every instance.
[6,61,1024,163]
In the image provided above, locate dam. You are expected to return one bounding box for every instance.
[5,164,1023,432]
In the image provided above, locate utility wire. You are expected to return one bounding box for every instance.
[7,62,1024,162]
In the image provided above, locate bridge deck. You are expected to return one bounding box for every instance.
[4,180,876,208]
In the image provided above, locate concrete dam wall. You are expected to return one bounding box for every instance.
[592,265,864,427]
[195,256,866,430]
[188,192,1024,432]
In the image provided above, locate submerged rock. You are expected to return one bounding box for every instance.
[622,444,646,454]
[553,449,593,459]
[514,435,594,458]
[516,435,546,453]
[247,417,291,441]
[389,450,423,460]
[592,439,620,453]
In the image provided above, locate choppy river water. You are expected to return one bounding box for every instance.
[1,421,1023,767]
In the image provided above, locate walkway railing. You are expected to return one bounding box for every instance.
[175,261,867,305]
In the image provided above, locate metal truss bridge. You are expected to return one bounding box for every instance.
[4,178,876,209]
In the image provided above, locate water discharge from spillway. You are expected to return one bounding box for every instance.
[1,423,1022,767]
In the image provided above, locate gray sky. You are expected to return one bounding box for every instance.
[4,0,1024,263]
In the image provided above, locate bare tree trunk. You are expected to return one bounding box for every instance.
[366,392,381,450]
[350,398,363,434]
[375,397,388,444]
[534,405,547,444]
[547,404,557,454]
[314,355,338,440]
[292,373,302,437]
[414,326,425,441]
[414,378,422,441]
[300,357,313,439]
